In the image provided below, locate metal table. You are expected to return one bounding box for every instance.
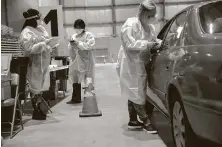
[49,65,69,100]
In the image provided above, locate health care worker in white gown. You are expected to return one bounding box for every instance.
[119,0,162,133]
[20,9,54,120]
[67,19,95,104]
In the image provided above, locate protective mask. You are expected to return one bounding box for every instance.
[150,18,158,25]
[75,29,84,34]
[147,15,158,25]
[37,19,44,26]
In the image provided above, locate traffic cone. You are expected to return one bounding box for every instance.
[79,92,102,117]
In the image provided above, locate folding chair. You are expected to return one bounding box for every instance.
[38,93,52,114]
[22,83,52,115]
[1,74,24,139]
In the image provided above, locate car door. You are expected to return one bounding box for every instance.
[151,12,188,105]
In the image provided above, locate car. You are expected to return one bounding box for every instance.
[146,1,222,147]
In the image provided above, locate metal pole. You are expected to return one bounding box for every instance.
[111,0,116,37]
[59,0,65,29]
[59,0,64,5]
[5,0,9,26]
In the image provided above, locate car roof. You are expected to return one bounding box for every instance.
[175,0,221,16]
[193,0,221,9]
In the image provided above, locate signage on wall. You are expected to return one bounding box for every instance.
[22,7,61,38]
[39,6,68,56]
[43,9,59,37]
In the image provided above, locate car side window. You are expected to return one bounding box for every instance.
[177,22,188,47]
[164,12,188,47]
[157,19,174,40]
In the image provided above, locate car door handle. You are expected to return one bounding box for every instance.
[165,66,170,71]
[179,72,185,76]
[173,72,185,77]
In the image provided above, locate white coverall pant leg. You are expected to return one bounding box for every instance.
[120,57,148,105]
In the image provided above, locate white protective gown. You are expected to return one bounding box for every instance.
[120,17,156,105]
[116,46,124,77]
[68,31,95,86]
[20,25,51,94]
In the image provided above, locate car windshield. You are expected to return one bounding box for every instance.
[199,1,222,34]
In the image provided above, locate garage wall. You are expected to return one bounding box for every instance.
[1,0,60,33]
[2,0,210,62]
[63,0,165,38]
[62,0,210,38]
[38,0,60,6]
[62,0,164,63]
[5,0,39,33]
[2,0,210,36]
[63,0,112,37]
[61,0,210,63]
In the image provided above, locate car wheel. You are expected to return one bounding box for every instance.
[171,91,194,147]
[172,100,186,147]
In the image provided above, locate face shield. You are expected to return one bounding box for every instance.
[140,14,158,32]
[146,14,158,25]
[151,15,158,24]
[138,2,157,27]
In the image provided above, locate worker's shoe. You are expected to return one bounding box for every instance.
[143,123,157,134]
[67,83,82,104]
[66,100,81,104]
[128,121,143,129]
[32,110,46,120]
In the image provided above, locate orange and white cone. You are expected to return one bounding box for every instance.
[79,79,102,117]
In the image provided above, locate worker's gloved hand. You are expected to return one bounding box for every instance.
[39,36,46,42]
[51,48,57,57]
[39,42,47,52]
[45,38,53,45]
[87,83,94,92]
[156,39,162,49]
[150,43,160,54]
[147,42,157,48]
[70,39,79,48]
[150,39,163,54]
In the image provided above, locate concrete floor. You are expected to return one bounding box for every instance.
[3,64,174,147]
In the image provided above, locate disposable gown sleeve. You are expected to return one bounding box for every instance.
[117,46,124,64]
[121,26,150,51]
[149,24,157,38]
[37,25,49,38]
[68,43,72,53]
[68,43,71,55]
[68,42,77,60]
[116,47,124,77]
[77,33,95,50]
[20,29,46,55]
